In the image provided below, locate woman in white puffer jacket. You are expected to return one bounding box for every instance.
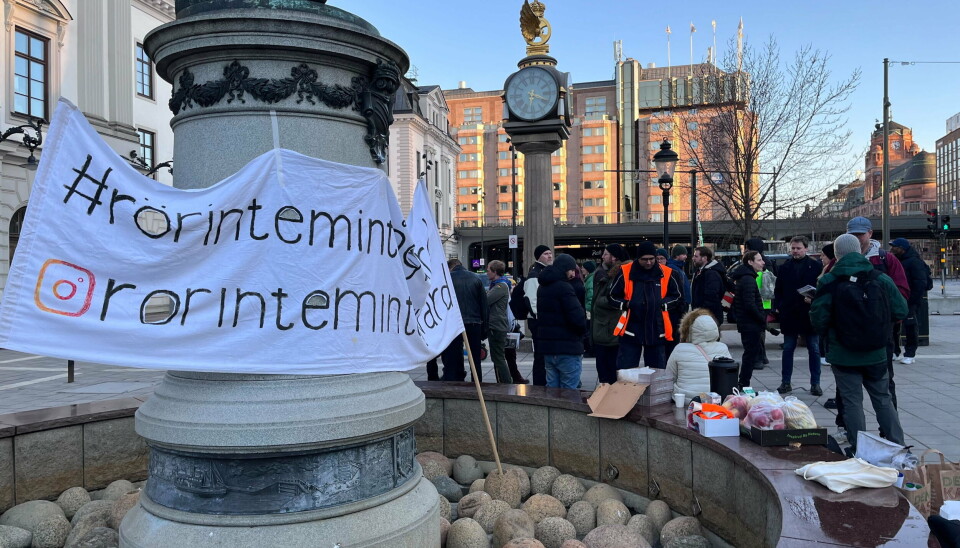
[666,308,732,404]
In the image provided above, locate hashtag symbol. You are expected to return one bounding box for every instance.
[63,155,112,215]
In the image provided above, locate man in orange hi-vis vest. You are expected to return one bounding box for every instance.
[610,241,685,370]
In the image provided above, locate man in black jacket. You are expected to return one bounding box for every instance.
[890,238,929,364]
[511,244,553,385]
[438,259,489,382]
[536,253,587,388]
[691,246,727,325]
[610,241,685,370]
[732,250,767,388]
[773,236,823,395]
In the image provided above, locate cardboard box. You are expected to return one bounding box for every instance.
[693,415,740,437]
[639,389,673,407]
[748,426,829,446]
[587,382,649,419]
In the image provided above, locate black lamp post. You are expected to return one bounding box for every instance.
[507,138,519,278]
[478,190,486,270]
[0,118,44,170]
[652,139,679,248]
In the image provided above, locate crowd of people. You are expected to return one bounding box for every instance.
[428,215,930,454]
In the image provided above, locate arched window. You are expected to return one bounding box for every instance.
[9,207,27,262]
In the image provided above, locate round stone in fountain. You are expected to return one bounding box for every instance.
[474,500,511,534]
[446,517,487,548]
[521,494,567,524]
[582,524,651,548]
[453,455,484,484]
[626,514,657,547]
[469,479,485,493]
[30,516,70,548]
[660,516,704,546]
[485,469,523,508]
[583,483,623,508]
[0,525,30,548]
[440,518,450,545]
[503,539,545,548]
[531,466,561,494]
[493,508,536,547]
[664,535,711,548]
[645,499,672,534]
[550,474,586,507]
[100,480,135,501]
[431,475,464,502]
[0,501,65,533]
[438,495,452,523]
[596,499,631,527]
[418,451,453,478]
[457,491,492,519]
[535,516,577,548]
[566,500,596,537]
[55,488,90,521]
[560,540,587,548]
[507,466,532,499]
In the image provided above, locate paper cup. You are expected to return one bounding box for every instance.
[674,393,685,408]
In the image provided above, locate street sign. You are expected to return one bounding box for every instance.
[508,234,518,248]
[711,172,724,184]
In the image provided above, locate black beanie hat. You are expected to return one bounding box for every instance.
[533,245,550,261]
[636,241,658,258]
[553,253,577,273]
[605,243,628,261]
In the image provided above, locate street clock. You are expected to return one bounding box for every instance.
[504,66,559,122]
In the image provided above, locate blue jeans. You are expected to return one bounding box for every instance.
[781,333,821,385]
[545,354,582,389]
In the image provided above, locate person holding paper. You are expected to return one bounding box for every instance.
[773,235,823,396]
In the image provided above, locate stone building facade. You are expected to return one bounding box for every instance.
[0,0,175,295]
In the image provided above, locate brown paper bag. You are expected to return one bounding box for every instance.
[901,464,933,518]
[919,449,960,513]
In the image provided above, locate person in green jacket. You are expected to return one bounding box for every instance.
[810,234,907,453]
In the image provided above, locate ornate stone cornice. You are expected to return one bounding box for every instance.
[132,0,174,22]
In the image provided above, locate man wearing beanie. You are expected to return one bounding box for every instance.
[513,244,553,385]
[591,243,629,383]
[610,241,685,370]
[536,253,588,388]
[810,233,907,455]
[665,245,691,358]
[845,216,909,411]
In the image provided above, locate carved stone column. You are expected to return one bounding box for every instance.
[119,2,438,546]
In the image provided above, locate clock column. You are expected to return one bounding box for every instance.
[507,130,565,269]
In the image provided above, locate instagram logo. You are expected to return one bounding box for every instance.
[34,259,96,317]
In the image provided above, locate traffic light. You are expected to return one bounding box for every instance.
[943,215,951,232]
[927,209,940,232]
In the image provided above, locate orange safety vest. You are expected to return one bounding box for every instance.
[612,263,674,341]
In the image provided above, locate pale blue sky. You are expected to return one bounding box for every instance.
[351,0,960,157]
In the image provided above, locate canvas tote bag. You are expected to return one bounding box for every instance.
[796,458,899,494]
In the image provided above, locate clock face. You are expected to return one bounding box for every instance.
[505,67,559,122]
[892,141,902,150]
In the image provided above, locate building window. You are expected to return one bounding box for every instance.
[649,195,661,205]
[498,134,510,142]
[459,153,479,162]
[583,127,606,137]
[584,180,605,189]
[459,204,469,212]
[552,149,564,156]
[458,136,478,145]
[651,123,660,131]
[687,121,698,130]
[582,162,605,172]
[689,140,699,149]
[585,96,606,119]
[14,29,48,119]
[553,183,561,191]
[498,203,511,211]
[135,43,153,98]
[499,151,511,160]
[138,129,156,171]
[583,145,605,154]
[463,107,483,123]
[552,165,563,174]
[458,170,481,178]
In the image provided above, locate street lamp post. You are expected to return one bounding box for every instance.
[653,139,679,248]
[689,169,698,251]
[508,139,519,278]
[479,190,486,270]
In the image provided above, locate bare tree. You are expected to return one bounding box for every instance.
[675,36,861,239]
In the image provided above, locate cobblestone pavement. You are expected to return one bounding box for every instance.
[1,314,957,461]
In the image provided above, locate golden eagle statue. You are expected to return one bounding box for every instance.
[520,0,551,55]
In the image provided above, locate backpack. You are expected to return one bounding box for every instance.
[827,269,890,351]
[509,279,528,320]
[759,269,777,301]
[502,281,520,331]
[925,263,934,292]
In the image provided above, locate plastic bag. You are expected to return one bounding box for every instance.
[749,390,784,410]
[721,392,751,420]
[742,401,786,430]
[856,431,913,469]
[782,396,818,429]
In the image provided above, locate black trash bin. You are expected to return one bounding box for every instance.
[708,357,739,399]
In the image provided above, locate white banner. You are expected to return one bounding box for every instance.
[0,99,463,375]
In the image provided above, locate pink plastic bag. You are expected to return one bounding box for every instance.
[742,401,786,430]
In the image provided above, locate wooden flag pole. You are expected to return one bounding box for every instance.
[461,331,503,475]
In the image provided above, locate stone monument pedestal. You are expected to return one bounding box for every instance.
[119,2,438,546]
